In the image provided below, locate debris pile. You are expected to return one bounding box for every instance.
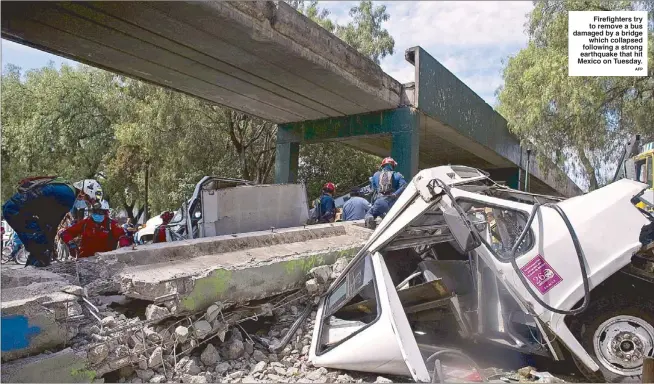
[5,256,400,383]
[1,222,375,383]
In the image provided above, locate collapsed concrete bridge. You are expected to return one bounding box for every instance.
[1,222,370,382]
[1,1,581,197]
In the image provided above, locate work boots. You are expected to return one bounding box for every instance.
[365,215,377,230]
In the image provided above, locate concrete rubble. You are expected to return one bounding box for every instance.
[0,222,375,383]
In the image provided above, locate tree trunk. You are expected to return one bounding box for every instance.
[579,150,599,190]
[143,162,150,221]
[123,202,136,222]
[136,205,146,223]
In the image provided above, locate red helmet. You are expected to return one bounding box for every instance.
[381,157,397,169]
[160,211,174,223]
[323,182,336,193]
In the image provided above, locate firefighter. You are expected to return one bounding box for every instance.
[365,157,407,229]
[2,177,103,267]
[153,211,175,243]
[319,183,337,223]
[60,200,125,258]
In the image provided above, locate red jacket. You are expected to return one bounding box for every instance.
[61,216,125,258]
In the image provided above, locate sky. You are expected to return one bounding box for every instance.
[0,1,534,108]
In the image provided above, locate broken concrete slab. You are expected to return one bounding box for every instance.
[1,280,83,362]
[110,223,370,313]
[1,347,92,383]
[1,266,72,289]
[91,223,368,269]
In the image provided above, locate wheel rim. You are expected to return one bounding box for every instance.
[15,249,28,264]
[593,314,654,376]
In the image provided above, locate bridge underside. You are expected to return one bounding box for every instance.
[1,1,581,197]
[1,1,402,123]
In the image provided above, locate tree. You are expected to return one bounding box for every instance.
[286,0,336,32]
[336,1,395,65]
[299,142,379,199]
[222,110,277,184]
[1,63,117,201]
[107,77,237,220]
[497,0,654,190]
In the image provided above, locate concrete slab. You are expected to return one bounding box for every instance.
[1,265,71,289]
[1,279,84,362]
[106,223,371,313]
[1,347,92,383]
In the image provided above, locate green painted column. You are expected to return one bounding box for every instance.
[507,169,520,190]
[486,168,521,189]
[390,108,420,179]
[275,125,300,184]
[274,107,421,183]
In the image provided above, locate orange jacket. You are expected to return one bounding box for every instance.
[60,216,125,258]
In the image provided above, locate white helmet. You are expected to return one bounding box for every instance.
[73,179,103,201]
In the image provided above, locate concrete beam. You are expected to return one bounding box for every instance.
[1,1,402,123]
[407,47,582,197]
[275,107,421,179]
[83,223,371,314]
[276,108,413,143]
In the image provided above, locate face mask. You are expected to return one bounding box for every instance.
[74,199,88,210]
[91,213,105,223]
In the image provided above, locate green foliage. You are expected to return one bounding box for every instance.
[3,0,395,216]
[299,142,380,199]
[286,0,395,65]
[287,0,336,32]
[1,63,116,201]
[336,1,395,65]
[497,0,654,190]
[1,65,273,220]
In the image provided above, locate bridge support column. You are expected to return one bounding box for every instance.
[486,168,520,190]
[390,109,420,179]
[275,125,300,184]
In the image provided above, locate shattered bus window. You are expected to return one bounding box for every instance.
[458,199,534,259]
[318,254,378,353]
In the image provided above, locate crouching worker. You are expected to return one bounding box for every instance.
[2,177,103,267]
[308,183,337,224]
[60,200,125,258]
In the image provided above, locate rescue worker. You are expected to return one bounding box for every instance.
[311,183,337,224]
[365,157,407,229]
[2,177,103,267]
[342,188,371,221]
[122,218,137,245]
[153,211,175,243]
[60,200,125,258]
